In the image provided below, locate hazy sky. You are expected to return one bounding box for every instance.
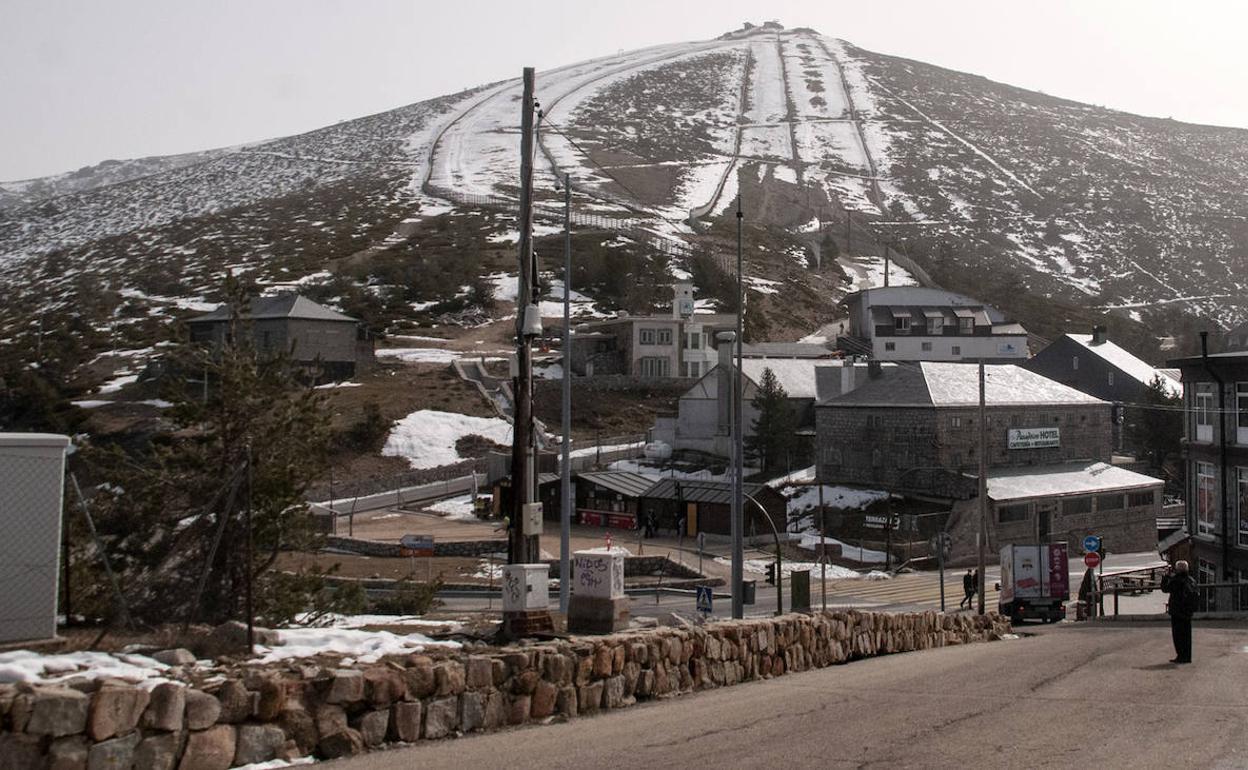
[3,0,1245,180]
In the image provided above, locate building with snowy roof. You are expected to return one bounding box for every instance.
[1022,326,1181,401]
[815,361,1162,559]
[188,293,373,380]
[652,341,869,459]
[839,286,1028,363]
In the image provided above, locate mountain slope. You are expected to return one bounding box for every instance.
[2,23,1245,370]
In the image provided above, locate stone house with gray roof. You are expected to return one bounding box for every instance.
[816,361,1162,559]
[188,294,373,380]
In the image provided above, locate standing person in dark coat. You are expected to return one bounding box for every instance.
[1161,559,1197,663]
[960,569,975,609]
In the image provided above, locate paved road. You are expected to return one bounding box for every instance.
[330,621,1248,769]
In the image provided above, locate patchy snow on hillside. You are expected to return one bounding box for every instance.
[383,410,513,469]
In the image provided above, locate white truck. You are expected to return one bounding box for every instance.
[997,543,1069,624]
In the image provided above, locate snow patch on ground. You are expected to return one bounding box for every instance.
[252,627,459,665]
[383,410,513,469]
[426,493,477,520]
[0,650,170,687]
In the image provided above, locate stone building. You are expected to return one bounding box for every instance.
[815,361,1163,559]
[1167,346,1248,601]
[188,294,372,380]
[838,286,1028,362]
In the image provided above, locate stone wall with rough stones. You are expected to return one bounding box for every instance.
[0,610,1011,769]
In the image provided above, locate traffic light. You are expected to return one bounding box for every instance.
[765,562,777,585]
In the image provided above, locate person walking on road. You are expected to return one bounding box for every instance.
[1161,560,1197,663]
[960,569,975,609]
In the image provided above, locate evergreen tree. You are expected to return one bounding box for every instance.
[745,367,797,474]
[1128,375,1183,485]
[82,282,333,626]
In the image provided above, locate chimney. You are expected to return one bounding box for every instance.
[716,331,737,434]
[1091,325,1107,345]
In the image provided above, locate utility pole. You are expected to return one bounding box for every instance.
[731,194,745,620]
[977,360,988,615]
[883,243,891,288]
[510,67,539,566]
[846,211,852,253]
[559,172,572,614]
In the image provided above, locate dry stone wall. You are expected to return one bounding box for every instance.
[0,611,1010,769]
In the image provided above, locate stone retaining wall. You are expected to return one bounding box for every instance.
[0,611,1010,769]
[325,536,505,558]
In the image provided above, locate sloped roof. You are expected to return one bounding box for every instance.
[643,478,769,505]
[987,462,1162,502]
[575,471,659,498]
[1066,334,1179,397]
[823,362,1105,408]
[741,342,837,359]
[189,294,358,324]
[740,359,823,399]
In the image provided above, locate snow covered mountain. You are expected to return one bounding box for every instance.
[2,22,1246,363]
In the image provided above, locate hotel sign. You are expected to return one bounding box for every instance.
[1008,427,1060,449]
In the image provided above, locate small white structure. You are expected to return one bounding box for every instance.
[0,433,70,643]
[568,548,629,633]
[501,564,550,612]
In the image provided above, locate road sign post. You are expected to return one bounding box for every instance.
[695,585,713,617]
[1082,535,1101,553]
[1084,551,1101,569]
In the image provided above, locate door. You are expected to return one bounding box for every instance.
[1036,504,1054,542]
[686,503,698,536]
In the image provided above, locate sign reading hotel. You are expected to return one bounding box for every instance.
[1007,427,1060,449]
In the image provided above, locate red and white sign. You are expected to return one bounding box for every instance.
[1084,552,1101,569]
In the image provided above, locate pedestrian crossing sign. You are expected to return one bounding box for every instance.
[696,585,713,615]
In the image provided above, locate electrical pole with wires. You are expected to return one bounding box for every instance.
[509,66,540,568]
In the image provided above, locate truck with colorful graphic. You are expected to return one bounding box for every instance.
[998,543,1069,623]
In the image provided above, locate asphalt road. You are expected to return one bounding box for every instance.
[329,621,1248,769]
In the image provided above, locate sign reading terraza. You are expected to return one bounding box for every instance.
[1007,427,1060,449]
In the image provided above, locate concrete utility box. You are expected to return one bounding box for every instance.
[0,433,70,644]
[501,564,550,612]
[568,548,629,634]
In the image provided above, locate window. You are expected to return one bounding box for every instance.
[1197,461,1217,535]
[688,333,701,350]
[657,329,672,345]
[1128,490,1156,508]
[959,317,974,334]
[895,316,912,334]
[921,342,933,352]
[949,416,962,428]
[951,345,961,356]
[1195,383,1215,442]
[1072,356,1080,371]
[640,328,656,345]
[1107,371,1114,386]
[884,342,896,352]
[929,317,943,334]
[998,503,1030,523]
[1062,497,1093,515]
[867,415,884,429]
[1238,467,1248,548]
[639,357,670,377]
[1096,494,1124,511]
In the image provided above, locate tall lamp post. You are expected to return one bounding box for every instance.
[731,194,745,619]
[559,172,572,615]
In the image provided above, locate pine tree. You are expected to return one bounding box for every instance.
[1128,374,1183,484]
[83,281,333,626]
[745,367,797,474]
